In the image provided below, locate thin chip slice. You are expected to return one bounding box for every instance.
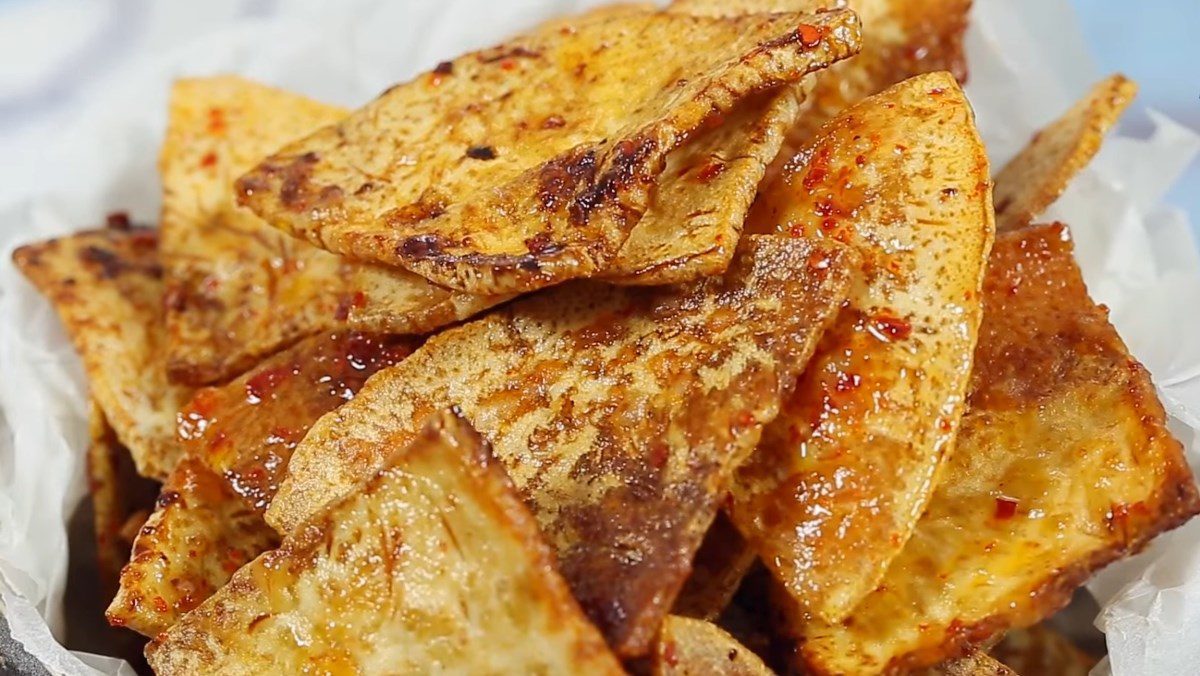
[146,410,624,675]
[924,653,1016,676]
[670,0,972,148]
[87,400,159,588]
[180,331,419,512]
[730,73,993,621]
[993,75,1137,232]
[652,615,774,675]
[161,77,505,385]
[107,458,279,638]
[792,223,1200,673]
[991,625,1097,676]
[267,235,856,655]
[673,512,759,621]
[13,223,191,479]
[237,9,862,294]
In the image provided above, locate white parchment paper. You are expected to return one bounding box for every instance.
[0,1,1197,674]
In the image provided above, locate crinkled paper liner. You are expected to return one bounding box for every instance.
[0,0,1197,673]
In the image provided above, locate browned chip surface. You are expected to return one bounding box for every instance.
[993,74,1137,232]
[792,223,1200,673]
[924,652,1016,676]
[673,512,758,621]
[106,458,279,638]
[731,73,993,621]
[268,235,856,655]
[161,77,504,385]
[991,625,1097,676]
[147,411,623,675]
[238,10,861,294]
[652,615,774,675]
[13,224,191,479]
[180,331,419,512]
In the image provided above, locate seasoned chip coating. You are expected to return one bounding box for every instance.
[161,77,504,385]
[87,400,159,588]
[991,625,1097,676]
[673,512,758,621]
[13,224,191,479]
[923,653,1016,676]
[731,73,993,621]
[237,10,862,294]
[180,331,419,512]
[147,411,624,675]
[993,74,1137,232]
[268,235,856,655]
[652,615,774,676]
[792,224,1200,674]
[670,0,972,147]
[107,458,279,638]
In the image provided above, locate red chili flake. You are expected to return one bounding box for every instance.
[854,154,867,167]
[994,496,1019,520]
[821,217,838,231]
[872,314,912,341]
[929,87,946,96]
[797,23,823,48]
[835,371,862,393]
[245,364,295,403]
[207,108,226,135]
[500,58,517,71]
[153,597,170,613]
[702,110,726,131]
[663,641,679,667]
[541,115,566,129]
[105,212,131,230]
[433,60,453,75]
[695,160,725,182]
[200,151,217,169]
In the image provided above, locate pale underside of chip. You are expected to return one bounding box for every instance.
[180,331,419,513]
[792,223,1200,674]
[669,0,972,150]
[147,410,624,676]
[267,235,856,655]
[237,9,862,295]
[991,624,1097,676]
[651,615,774,676]
[13,225,192,480]
[107,457,279,638]
[161,76,505,385]
[730,72,993,622]
[992,74,1137,232]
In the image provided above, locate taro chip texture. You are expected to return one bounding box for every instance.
[161,77,504,385]
[991,624,1097,676]
[993,74,1137,232]
[237,9,862,294]
[12,224,192,479]
[266,235,856,655]
[790,223,1200,674]
[651,615,773,676]
[147,411,624,675]
[672,512,758,621]
[730,73,993,622]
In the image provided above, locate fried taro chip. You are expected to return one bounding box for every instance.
[670,0,972,147]
[673,512,759,621]
[791,223,1200,674]
[87,400,159,589]
[237,9,862,294]
[106,458,279,638]
[991,624,1097,676]
[161,77,505,385]
[924,653,1016,676]
[730,73,993,622]
[107,331,416,637]
[993,74,1137,232]
[651,615,774,676]
[180,331,419,513]
[267,235,856,655]
[13,224,192,479]
[147,411,624,675]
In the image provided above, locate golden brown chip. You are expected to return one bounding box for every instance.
[180,331,419,512]
[791,223,1200,673]
[147,410,624,675]
[993,75,1137,232]
[106,458,279,638]
[730,72,993,621]
[237,10,862,294]
[991,625,1097,676]
[161,77,505,385]
[924,652,1017,676]
[13,224,191,479]
[673,512,758,621]
[652,615,774,676]
[670,0,972,147]
[268,235,856,655]
[86,400,159,588]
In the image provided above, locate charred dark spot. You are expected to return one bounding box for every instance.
[354,182,376,196]
[478,46,542,63]
[433,60,454,75]
[399,234,449,260]
[570,137,656,227]
[105,212,131,231]
[518,256,541,272]
[524,233,565,256]
[156,490,182,509]
[538,149,597,211]
[164,285,187,312]
[385,196,448,227]
[465,145,497,160]
[79,245,126,279]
